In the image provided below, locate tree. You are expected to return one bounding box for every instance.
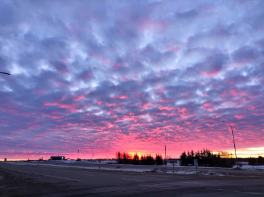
[116,152,132,164]
[258,156,264,165]
[140,155,155,165]
[122,152,131,164]
[248,157,257,165]
[133,153,140,165]
[116,152,122,164]
[180,149,235,167]
[155,154,163,165]
[146,155,155,165]
[180,151,187,166]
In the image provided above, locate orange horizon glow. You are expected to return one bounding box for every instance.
[1,147,263,161]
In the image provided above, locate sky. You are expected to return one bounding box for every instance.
[0,0,264,160]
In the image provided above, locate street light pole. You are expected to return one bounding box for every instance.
[222,121,238,168]
[1,71,10,162]
[0,72,10,75]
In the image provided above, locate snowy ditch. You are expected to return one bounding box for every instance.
[150,167,225,176]
[7,161,227,176]
[234,165,264,170]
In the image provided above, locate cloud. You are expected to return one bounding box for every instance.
[232,46,259,64]
[0,0,264,159]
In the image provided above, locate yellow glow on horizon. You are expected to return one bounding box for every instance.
[2,146,264,161]
[224,147,264,158]
[0,159,28,161]
[127,152,163,159]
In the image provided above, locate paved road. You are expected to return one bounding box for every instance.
[0,162,264,196]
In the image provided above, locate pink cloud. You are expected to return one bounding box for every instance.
[159,99,173,103]
[203,70,221,77]
[74,95,85,101]
[158,107,174,111]
[203,102,212,107]
[177,107,187,113]
[229,89,238,95]
[235,115,244,119]
[142,102,151,109]
[43,102,77,112]
[96,101,102,105]
[106,103,118,106]
[112,95,129,99]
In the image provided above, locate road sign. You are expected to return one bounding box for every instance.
[194,159,198,174]
[194,159,198,166]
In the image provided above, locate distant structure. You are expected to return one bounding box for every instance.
[50,156,65,160]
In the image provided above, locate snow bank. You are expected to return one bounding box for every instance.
[238,165,264,170]
[7,162,225,176]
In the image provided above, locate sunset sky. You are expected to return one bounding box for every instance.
[1,0,264,160]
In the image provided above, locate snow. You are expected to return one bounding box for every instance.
[236,165,264,170]
[166,162,180,167]
[7,161,225,176]
[14,159,117,164]
[151,167,224,176]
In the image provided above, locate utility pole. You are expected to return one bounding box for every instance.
[223,121,238,168]
[165,145,166,165]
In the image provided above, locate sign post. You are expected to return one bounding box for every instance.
[194,159,198,174]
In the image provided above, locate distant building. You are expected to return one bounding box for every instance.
[167,158,181,165]
[50,156,65,160]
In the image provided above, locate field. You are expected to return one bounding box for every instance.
[0,161,264,196]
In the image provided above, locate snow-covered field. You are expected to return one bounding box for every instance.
[7,161,227,176]
[30,159,117,164]
[8,162,148,172]
[7,161,264,176]
[237,165,264,170]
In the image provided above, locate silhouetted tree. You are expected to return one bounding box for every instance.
[180,151,187,166]
[248,157,257,165]
[258,156,264,165]
[146,155,155,165]
[140,155,155,165]
[116,152,122,164]
[123,152,132,164]
[133,153,140,165]
[180,149,235,167]
[116,152,132,164]
[155,154,163,165]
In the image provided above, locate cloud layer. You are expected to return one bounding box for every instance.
[1,0,264,159]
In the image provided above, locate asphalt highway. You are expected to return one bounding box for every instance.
[0,162,264,196]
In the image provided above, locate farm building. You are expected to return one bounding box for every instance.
[50,156,65,160]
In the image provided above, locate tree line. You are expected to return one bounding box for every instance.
[116,150,263,167]
[180,149,235,167]
[116,152,165,165]
[248,156,264,165]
